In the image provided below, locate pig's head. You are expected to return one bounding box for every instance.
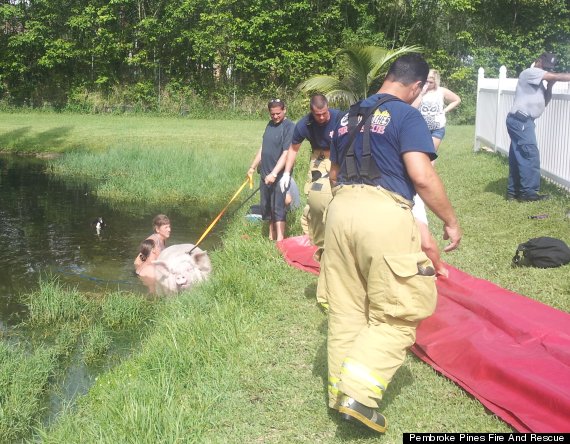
[154,250,211,293]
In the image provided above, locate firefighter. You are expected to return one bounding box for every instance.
[319,53,462,433]
[279,94,342,252]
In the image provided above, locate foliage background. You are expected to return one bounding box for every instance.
[0,0,568,122]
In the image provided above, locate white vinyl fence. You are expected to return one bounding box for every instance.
[474,66,570,191]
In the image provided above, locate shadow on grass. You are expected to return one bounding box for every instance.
[0,126,77,152]
[485,178,508,198]
[304,282,317,301]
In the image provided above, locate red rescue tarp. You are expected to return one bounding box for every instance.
[276,235,570,433]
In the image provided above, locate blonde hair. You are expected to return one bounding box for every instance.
[428,69,441,88]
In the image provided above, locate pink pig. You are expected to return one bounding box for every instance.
[153,244,212,295]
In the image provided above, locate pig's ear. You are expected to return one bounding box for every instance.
[193,251,212,273]
[153,260,170,273]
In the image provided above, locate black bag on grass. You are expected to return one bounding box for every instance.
[512,237,570,268]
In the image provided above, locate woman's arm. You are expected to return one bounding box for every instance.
[441,87,461,113]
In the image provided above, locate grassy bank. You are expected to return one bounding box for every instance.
[0,112,266,206]
[0,113,568,442]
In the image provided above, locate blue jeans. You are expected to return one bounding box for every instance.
[506,114,540,197]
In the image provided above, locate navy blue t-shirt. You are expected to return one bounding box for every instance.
[331,94,435,201]
[291,109,342,150]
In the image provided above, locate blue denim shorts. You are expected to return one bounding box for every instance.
[430,127,446,140]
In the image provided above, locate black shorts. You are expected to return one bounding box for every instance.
[260,181,287,222]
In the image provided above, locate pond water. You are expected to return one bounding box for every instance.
[0,153,228,427]
[0,155,224,328]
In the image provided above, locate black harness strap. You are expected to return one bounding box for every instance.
[306,116,320,151]
[343,95,397,184]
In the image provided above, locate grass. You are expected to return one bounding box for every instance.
[0,113,568,442]
[2,277,159,442]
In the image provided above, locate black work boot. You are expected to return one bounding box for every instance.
[518,194,550,202]
[339,395,387,433]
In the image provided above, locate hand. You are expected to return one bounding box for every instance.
[265,173,277,185]
[247,166,255,181]
[280,172,291,193]
[442,223,462,252]
[435,263,449,278]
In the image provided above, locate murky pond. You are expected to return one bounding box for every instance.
[0,154,223,326]
[0,154,225,426]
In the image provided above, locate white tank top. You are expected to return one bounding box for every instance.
[419,89,446,130]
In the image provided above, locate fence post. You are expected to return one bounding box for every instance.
[494,66,508,153]
[474,67,485,151]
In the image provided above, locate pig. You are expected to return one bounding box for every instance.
[152,243,212,295]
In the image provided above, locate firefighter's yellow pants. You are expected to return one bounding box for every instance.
[318,185,437,409]
[301,154,332,243]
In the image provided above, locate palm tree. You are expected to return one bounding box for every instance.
[298,45,422,107]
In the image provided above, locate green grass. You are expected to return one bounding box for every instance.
[434,129,570,312]
[0,114,568,442]
[0,343,58,442]
[2,277,159,442]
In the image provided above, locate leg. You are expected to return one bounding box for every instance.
[307,178,333,249]
[507,139,520,197]
[506,115,539,198]
[430,127,445,152]
[300,204,310,236]
[321,192,368,409]
[327,187,437,414]
[270,181,287,241]
[432,136,442,151]
[274,221,286,241]
[517,142,541,197]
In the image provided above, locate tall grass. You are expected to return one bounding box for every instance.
[0,343,58,442]
[23,276,92,326]
[2,276,159,442]
[0,114,568,442]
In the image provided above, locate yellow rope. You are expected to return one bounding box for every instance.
[194,175,253,248]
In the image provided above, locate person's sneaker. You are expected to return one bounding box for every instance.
[338,395,387,433]
[518,194,550,202]
[506,193,518,201]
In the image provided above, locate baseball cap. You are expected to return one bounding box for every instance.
[539,52,558,71]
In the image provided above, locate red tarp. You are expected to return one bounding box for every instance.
[276,235,570,433]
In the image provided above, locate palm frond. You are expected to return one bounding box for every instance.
[298,45,424,105]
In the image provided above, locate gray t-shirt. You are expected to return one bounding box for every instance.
[260,118,294,179]
[511,67,548,119]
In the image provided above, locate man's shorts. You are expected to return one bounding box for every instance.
[260,180,287,222]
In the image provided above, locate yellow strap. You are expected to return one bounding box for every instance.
[194,176,253,248]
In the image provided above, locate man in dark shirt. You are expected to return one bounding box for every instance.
[247,99,295,241]
[279,94,341,250]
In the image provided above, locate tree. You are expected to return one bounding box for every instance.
[297,44,421,107]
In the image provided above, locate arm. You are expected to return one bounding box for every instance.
[416,220,448,277]
[284,143,302,174]
[265,150,288,185]
[542,72,570,107]
[329,161,340,188]
[403,151,462,252]
[247,147,262,178]
[441,87,461,113]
